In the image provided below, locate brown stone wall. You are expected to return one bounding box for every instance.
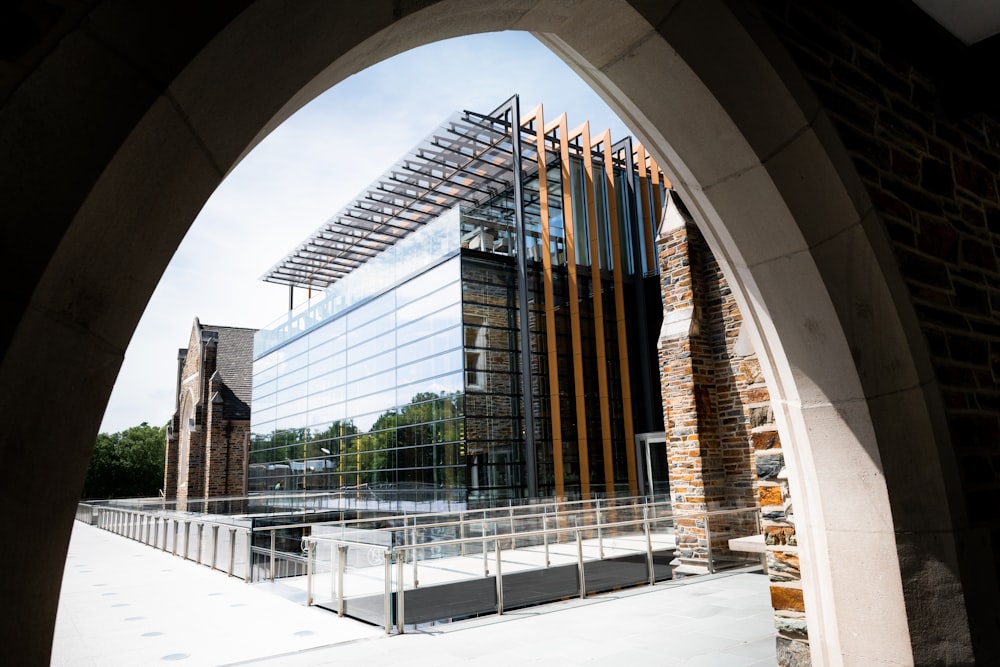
[172,325,209,503]
[658,217,805,658]
[658,220,761,569]
[163,420,179,499]
[754,2,1000,660]
[746,350,804,658]
[203,406,250,497]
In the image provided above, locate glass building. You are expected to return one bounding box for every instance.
[249,97,667,507]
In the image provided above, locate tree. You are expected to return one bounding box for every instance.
[82,422,166,499]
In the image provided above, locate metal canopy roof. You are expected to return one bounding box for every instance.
[260,108,524,290]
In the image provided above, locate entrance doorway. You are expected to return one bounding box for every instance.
[634,432,668,500]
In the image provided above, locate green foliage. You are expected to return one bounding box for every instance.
[82,422,167,499]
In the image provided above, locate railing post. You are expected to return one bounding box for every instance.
[543,508,550,567]
[397,549,406,635]
[172,520,178,556]
[337,545,347,617]
[411,519,419,588]
[183,521,191,560]
[330,543,338,613]
[495,537,504,615]
[196,522,204,564]
[383,551,392,635]
[576,527,586,599]
[228,527,236,577]
[269,529,276,582]
[459,512,466,557]
[246,530,253,582]
[704,513,715,574]
[305,541,313,606]
[644,505,655,585]
[482,519,489,576]
[596,499,604,560]
[211,525,219,570]
[509,505,515,550]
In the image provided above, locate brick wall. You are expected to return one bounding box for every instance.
[166,323,251,501]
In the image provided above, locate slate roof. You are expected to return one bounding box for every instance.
[202,323,256,421]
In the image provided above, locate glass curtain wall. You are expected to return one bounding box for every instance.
[249,101,668,508]
[249,255,466,503]
[456,113,666,502]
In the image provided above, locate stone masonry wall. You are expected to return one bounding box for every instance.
[163,423,178,499]
[203,384,250,497]
[658,217,806,664]
[658,220,761,564]
[756,2,1000,658]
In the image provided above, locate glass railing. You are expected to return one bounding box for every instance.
[299,500,762,633]
[77,495,763,633]
[83,503,253,580]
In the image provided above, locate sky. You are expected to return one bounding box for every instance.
[99,30,632,434]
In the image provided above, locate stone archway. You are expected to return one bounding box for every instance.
[0,1,976,664]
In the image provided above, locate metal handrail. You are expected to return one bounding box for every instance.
[89,505,253,580]
[82,498,760,597]
[236,495,672,535]
[301,504,761,634]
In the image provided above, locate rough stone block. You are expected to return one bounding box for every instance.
[776,636,812,667]
[752,430,780,449]
[764,524,797,546]
[756,455,784,479]
[767,550,801,581]
[770,584,806,612]
[775,611,809,639]
[759,484,783,506]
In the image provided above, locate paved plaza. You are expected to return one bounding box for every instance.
[53,521,778,666]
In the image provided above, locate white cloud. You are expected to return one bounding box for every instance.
[99,30,634,434]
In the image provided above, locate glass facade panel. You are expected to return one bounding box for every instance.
[250,253,465,497]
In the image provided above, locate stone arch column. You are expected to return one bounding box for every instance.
[0,1,979,664]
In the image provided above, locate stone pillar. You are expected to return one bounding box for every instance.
[657,209,707,573]
[656,195,809,664]
[657,200,762,574]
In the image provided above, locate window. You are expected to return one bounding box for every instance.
[464,317,486,390]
